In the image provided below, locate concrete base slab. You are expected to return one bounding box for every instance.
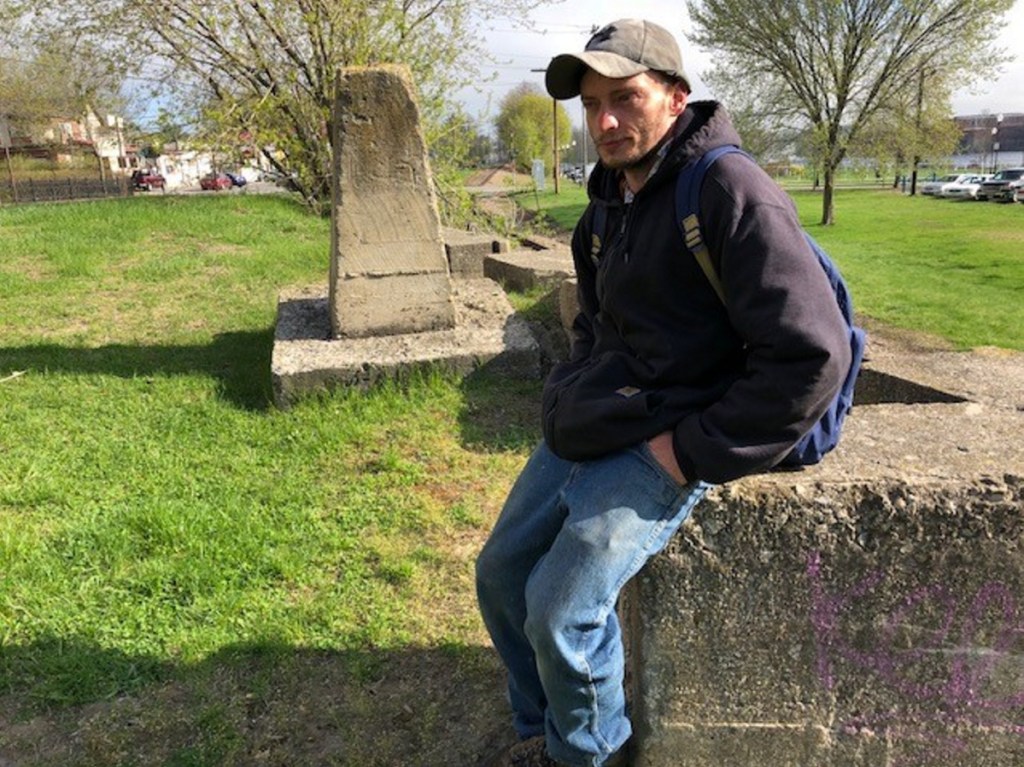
[271,278,540,408]
[484,248,574,292]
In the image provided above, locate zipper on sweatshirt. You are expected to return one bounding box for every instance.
[619,204,631,263]
[620,202,636,263]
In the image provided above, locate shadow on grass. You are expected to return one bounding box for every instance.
[455,286,566,454]
[0,329,275,411]
[457,366,544,454]
[0,635,511,767]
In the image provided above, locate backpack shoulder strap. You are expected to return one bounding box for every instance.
[588,203,606,265]
[676,144,749,304]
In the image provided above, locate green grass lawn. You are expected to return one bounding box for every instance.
[520,185,1024,350]
[0,188,1021,765]
[0,194,531,765]
[795,190,1024,350]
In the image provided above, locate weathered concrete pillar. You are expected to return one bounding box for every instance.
[270,65,542,407]
[329,65,455,339]
[622,340,1024,766]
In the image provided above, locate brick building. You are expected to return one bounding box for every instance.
[953,113,1024,170]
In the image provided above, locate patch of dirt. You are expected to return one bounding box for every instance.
[464,166,531,190]
[858,315,959,354]
[0,646,515,767]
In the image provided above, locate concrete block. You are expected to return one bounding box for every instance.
[484,248,574,292]
[444,227,509,278]
[623,334,1024,766]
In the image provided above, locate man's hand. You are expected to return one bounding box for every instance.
[647,431,689,485]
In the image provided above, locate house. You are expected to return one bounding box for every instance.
[0,107,138,176]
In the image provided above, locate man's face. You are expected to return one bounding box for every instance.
[580,70,687,172]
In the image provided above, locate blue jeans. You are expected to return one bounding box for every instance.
[476,441,710,767]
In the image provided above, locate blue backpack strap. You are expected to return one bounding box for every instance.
[675,145,748,303]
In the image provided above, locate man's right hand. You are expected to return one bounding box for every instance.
[647,431,689,485]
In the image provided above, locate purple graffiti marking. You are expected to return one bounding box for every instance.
[807,551,1024,765]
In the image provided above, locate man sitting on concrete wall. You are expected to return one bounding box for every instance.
[476,18,851,767]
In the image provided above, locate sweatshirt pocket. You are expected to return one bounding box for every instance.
[542,352,666,461]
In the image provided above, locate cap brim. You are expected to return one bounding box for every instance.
[545,51,650,99]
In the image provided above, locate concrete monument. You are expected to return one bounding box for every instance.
[329,66,455,338]
[271,66,539,407]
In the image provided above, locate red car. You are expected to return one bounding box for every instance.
[131,169,165,191]
[200,173,233,191]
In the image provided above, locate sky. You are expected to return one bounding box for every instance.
[460,0,1024,130]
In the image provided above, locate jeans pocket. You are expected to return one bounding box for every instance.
[636,440,692,494]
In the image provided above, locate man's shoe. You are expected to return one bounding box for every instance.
[492,735,630,767]
[500,736,559,766]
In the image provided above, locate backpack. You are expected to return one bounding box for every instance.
[590,144,867,467]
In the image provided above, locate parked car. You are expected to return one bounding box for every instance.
[919,173,970,196]
[940,174,991,200]
[564,166,585,184]
[975,168,1024,202]
[131,168,166,191]
[225,171,248,187]
[200,172,233,191]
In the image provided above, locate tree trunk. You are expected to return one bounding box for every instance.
[820,164,835,226]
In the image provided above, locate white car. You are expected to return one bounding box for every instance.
[940,174,992,200]
[919,173,973,195]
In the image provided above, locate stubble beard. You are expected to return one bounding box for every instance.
[598,134,666,175]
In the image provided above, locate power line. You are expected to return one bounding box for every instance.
[486,27,590,34]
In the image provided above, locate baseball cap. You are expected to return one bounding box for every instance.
[545,18,690,100]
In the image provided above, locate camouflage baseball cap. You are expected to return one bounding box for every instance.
[545,18,691,99]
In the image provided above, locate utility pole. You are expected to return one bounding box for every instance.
[532,67,561,194]
[552,97,560,194]
[910,68,924,196]
[581,102,588,182]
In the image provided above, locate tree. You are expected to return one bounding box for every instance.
[495,82,572,175]
[0,46,124,136]
[687,0,1014,224]
[429,108,494,225]
[851,71,962,191]
[0,0,555,213]
[701,68,802,164]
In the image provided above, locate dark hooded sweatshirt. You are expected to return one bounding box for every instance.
[541,101,851,484]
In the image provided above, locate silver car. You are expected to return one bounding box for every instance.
[976,168,1024,202]
[919,173,970,195]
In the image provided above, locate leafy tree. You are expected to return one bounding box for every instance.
[851,71,962,191]
[0,46,124,138]
[0,43,128,182]
[687,0,1014,224]
[0,0,554,214]
[430,108,495,226]
[701,69,802,164]
[495,82,572,175]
